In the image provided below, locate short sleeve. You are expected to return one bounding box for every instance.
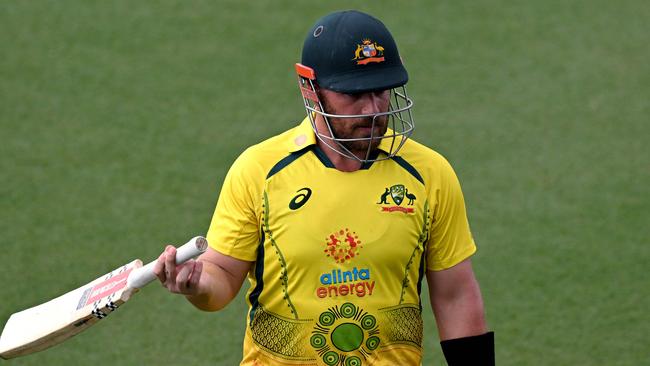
[206,150,264,261]
[426,158,476,271]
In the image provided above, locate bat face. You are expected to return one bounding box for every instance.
[0,259,143,359]
[0,236,206,359]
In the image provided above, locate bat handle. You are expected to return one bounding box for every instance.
[126,236,209,289]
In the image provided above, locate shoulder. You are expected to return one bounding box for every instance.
[218,125,303,209]
[394,137,457,187]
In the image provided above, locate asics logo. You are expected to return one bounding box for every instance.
[289,188,312,210]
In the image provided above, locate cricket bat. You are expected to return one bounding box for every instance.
[0,236,208,359]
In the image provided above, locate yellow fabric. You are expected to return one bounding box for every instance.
[206,117,476,365]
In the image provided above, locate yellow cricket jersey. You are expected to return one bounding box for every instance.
[206,117,476,365]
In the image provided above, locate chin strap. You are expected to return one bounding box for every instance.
[440,331,495,365]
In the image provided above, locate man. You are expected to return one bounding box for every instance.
[154,10,494,365]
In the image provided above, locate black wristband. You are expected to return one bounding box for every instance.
[440,331,495,366]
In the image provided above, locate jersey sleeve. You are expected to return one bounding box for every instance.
[426,157,477,271]
[206,149,264,262]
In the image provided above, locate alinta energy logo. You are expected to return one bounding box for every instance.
[376,184,416,214]
[319,229,375,300]
[316,267,375,299]
[324,228,363,264]
[311,302,380,365]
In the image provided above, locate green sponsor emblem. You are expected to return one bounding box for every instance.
[311,303,380,364]
[331,323,364,352]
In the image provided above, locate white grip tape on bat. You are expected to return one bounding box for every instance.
[127,236,208,289]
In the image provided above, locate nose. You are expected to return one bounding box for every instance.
[360,91,386,115]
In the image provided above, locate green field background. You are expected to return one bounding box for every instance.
[1,1,648,365]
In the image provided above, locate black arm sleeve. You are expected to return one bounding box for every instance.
[440,331,495,365]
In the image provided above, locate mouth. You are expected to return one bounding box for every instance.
[355,124,374,130]
[353,125,380,136]
[354,120,387,136]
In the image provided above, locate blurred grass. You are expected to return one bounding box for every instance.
[1,1,648,365]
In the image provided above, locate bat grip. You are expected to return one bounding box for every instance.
[126,236,208,289]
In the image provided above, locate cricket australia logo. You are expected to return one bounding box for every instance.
[352,38,385,65]
[377,184,416,214]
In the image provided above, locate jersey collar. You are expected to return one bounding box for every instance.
[376,128,398,155]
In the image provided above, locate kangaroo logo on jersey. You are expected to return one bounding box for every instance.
[352,39,385,65]
[377,184,416,214]
[289,188,312,210]
[324,228,363,263]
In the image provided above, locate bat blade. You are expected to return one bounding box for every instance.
[0,260,142,359]
[0,236,207,359]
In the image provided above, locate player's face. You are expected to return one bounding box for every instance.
[318,88,390,154]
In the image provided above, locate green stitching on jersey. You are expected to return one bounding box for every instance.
[263,190,299,318]
[399,200,429,304]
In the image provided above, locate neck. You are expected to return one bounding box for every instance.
[314,116,365,172]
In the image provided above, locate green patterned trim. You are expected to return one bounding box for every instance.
[380,304,424,347]
[399,200,430,304]
[250,306,314,360]
[262,191,298,318]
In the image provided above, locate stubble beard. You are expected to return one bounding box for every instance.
[319,99,389,157]
[332,116,388,154]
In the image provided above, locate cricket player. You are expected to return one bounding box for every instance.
[154,10,494,365]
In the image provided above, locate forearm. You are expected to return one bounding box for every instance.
[432,278,487,340]
[186,260,242,311]
[429,261,488,340]
[436,296,493,366]
[427,261,493,365]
